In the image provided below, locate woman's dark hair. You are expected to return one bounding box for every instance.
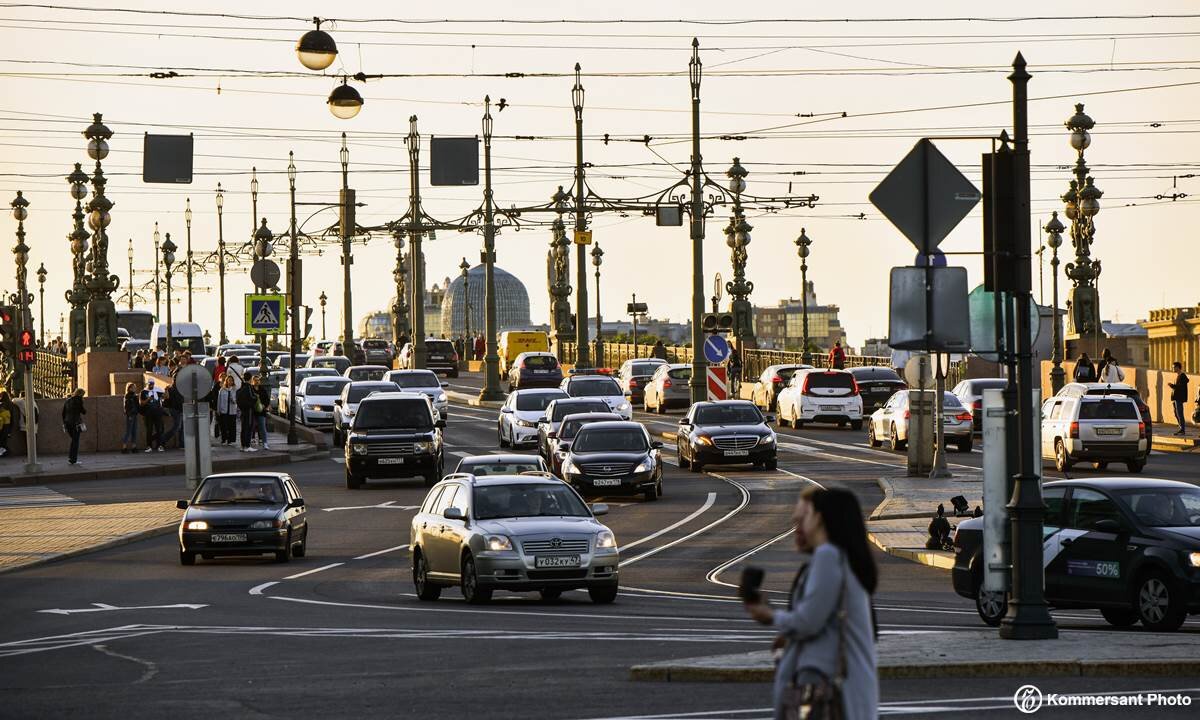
[802,485,878,594]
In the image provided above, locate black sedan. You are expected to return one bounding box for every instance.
[177,472,308,565]
[953,478,1200,631]
[676,400,778,472]
[559,421,664,501]
[848,366,907,415]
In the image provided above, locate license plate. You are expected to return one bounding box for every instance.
[820,405,841,411]
[377,457,405,464]
[1095,428,1123,436]
[211,533,246,543]
[534,555,581,568]
[592,478,621,487]
[724,450,750,457]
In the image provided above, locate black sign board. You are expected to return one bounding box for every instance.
[430,137,480,186]
[143,133,194,184]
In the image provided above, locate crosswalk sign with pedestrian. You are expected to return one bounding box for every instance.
[244,293,287,334]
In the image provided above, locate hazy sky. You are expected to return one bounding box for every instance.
[2,1,1198,347]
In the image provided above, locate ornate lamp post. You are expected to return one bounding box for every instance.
[253,218,273,376]
[125,238,134,310]
[287,153,300,446]
[570,65,591,369]
[161,233,176,353]
[65,163,90,357]
[1062,104,1103,354]
[339,134,357,362]
[724,158,755,350]
[1044,212,1066,393]
[82,113,120,350]
[392,230,408,345]
[215,182,228,344]
[183,197,194,321]
[548,214,573,354]
[319,291,328,339]
[10,191,39,473]
[591,243,604,367]
[794,228,813,364]
[36,262,46,341]
[459,257,471,341]
[152,223,162,319]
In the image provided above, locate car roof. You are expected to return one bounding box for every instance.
[458,454,543,465]
[456,474,565,487]
[692,400,756,408]
[575,420,643,431]
[1045,477,1195,492]
[561,412,622,421]
[568,374,618,382]
[514,387,568,395]
[346,380,398,388]
[203,471,290,481]
[347,365,389,370]
[300,375,349,385]
[847,366,901,377]
[358,390,429,403]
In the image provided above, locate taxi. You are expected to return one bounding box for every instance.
[952,478,1200,631]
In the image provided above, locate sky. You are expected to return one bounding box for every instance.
[2,0,1199,348]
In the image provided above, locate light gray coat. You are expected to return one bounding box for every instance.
[771,543,878,720]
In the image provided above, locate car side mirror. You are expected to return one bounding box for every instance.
[289,497,305,508]
[546,431,557,439]
[679,418,691,426]
[764,414,776,424]
[1093,518,1123,534]
[501,407,513,413]
[443,507,465,521]
[436,419,446,429]
[558,443,571,452]
[334,399,343,406]
[651,440,664,449]
[591,503,609,516]
[441,382,449,388]
[176,499,188,510]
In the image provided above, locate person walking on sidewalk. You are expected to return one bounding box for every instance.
[164,381,184,449]
[236,375,257,452]
[62,388,87,465]
[140,379,166,452]
[225,356,245,390]
[215,374,239,446]
[1072,353,1097,383]
[1168,361,1190,436]
[121,382,140,453]
[828,340,846,370]
[0,390,14,457]
[1099,354,1125,384]
[250,374,271,451]
[744,486,878,720]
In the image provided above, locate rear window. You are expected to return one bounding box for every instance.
[391,371,440,389]
[461,462,543,476]
[1079,400,1138,420]
[523,355,558,369]
[348,383,398,403]
[568,378,622,397]
[551,400,611,421]
[363,339,389,349]
[1084,388,1138,399]
[631,362,662,377]
[668,367,692,380]
[515,392,565,412]
[806,372,855,390]
[306,380,349,395]
[970,380,1008,393]
[851,367,902,382]
[347,367,386,381]
[425,341,454,352]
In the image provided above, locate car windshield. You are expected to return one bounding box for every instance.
[306,380,348,395]
[551,400,610,421]
[313,357,350,371]
[296,369,336,382]
[460,461,543,476]
[561,416,614,439]
[195,476,284,504]
[473,483,590,520]
[668,367,692,380]
[1079,400,1138,420]
[523,355,558,369]
[348,383,397,403]
[971,379,1008,393]
[1085,387,1137,399]
[391,371,440,389]
[694,404,763,425]
[631,362,662,377]
[569,378,622,397]
[852,368,902,382]
[573,427,647,453]
[348,367,386,381]
[425,341,454,353]
[516,392,565,412]
[1116,487,1200,527]
[353,400,432,430]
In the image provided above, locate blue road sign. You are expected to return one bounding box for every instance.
[703,333,732,364]
[914,250,948,267]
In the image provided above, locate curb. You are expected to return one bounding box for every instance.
[0,521,177,577]
[447,390,503,409]
[866,531,956,570]
[1,446,326,486]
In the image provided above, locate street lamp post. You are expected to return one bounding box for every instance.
[592,243,604,368]
[392,230,408,347]
[339,134,357,363]
[688,40,708,404]
[319,291,327,339]
[215,182,228,344]
[161,233,177,354]
[184,198,194,321]
[125,239,134,311]
[459,258,471,341]
[1062,104,1103,358]
[724,158,755,350]
[403,120,427,370]
[253,218,273,377]
[153,223,162,319]
[570,64,591,370]
[478,97,505,402]
[82,113,120,350]
[10,191,39,473]
[287,152,299,446]
[36,262,46,341]
[1045,212,1066,393]
[65,163,90,358]
[794,229,813,364]
[548,215,573,354]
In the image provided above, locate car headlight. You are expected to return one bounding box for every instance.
[185,520,208,530]
[758,434,776,446]
[596,530,616,549]
[303,403,317,410]
[415,441,434,453]
[1189,551,1200,568]
[249,519,280,530]
[618,402,631,412]
[634,458,654,473]
[696,435,714,446]
[351,443,368,455]
[561,457,578,475]
[516,419,537,428]
[485,535,513,552]
[436,393,447,403]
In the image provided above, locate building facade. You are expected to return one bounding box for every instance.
[752,281,846,352]
[439,264,533,338]
[1140,306,1200,373]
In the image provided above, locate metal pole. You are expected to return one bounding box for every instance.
[287,152,299,446]
[462,259,471,340]
[251,169,267,375]
[126,244,134,311]
[319,292,327,339]
[11,191,39,473]
[479,98,504,401]
[688,39,708,403]
[340,133,355,362]
[930,355,952,478]
[406,117,426,370]
[593,244,603,368]
[572,64,591,369]
[797,229,812,364]
[632,293,639,350]
[37,265,46,340]
[216,183,227,344]
[1001,52,1058,641]
[153,225,161,320]
[184,197,193,321]
[1046,212,1066,393]
[164,237,174,356]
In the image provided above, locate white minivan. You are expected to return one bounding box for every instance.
[150,321,206,355]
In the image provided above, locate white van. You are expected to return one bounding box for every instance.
[151,321,206,355]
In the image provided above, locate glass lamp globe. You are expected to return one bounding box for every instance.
[296,26,338,71]
[328,82,363,120]
[87,138,109,160]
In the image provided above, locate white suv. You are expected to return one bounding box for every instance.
[775,368,864,430]
[1041,394,1148,473]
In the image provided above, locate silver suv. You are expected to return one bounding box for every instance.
[410,473,619,604]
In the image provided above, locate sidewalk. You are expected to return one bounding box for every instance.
[865,473,983,571]
[631,627,1200,681]
[1152,422,1200,453]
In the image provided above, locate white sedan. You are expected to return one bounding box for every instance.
[867,390,973,453]
[292,376,351,427]
[498,388,568,448]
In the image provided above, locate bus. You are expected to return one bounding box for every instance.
[117,310,156,341]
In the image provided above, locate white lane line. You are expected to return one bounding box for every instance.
[618,474,750,568]
[0,486,83,509]
[248,581,278,596]
[354,544,409,560]
[283,563,344,580]
[704,527,797,590]
[618,492,716,553]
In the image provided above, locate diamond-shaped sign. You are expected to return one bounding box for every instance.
[870,139,981,255]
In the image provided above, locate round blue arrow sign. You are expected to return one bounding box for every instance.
[703,334,732,364]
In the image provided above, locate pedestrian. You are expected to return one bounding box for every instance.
[62,388,87,465]
[1099,352,1125,384]
[828,340,846,370]
[1072,353,1097,383]
[225,356,245,390]
[473,334,485,362]
[164,380,184,449]
[0,390,15,457]
[153,355,171,377]
[140,379,166,452]
[213,355,227,382]
[1168,361,1190,436]
[454,335,465,364]
[251,374,271,451]
[236,374,257,452]
[744,486,878,720]
[215,374,239,446]
[121,382,139,453]
[728,348,743,397]
[651,339,667,360]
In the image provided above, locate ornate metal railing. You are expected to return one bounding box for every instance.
[560,341,693,368]
[742,349,891,381]
[31,351,76,398]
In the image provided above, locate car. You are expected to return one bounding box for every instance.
[306,354,352,374]
[951,377,1009,431]
[498,330,550,376]
[398,338,460,377]
[1056,382,1154,451]
[1041,393,1149,473]
[176,472,308,565]
[775,368,864,430]
[559,375,632,420]
[332,380,402,446]
[361,338,394,365]
[953,478,1200,631]
[272,353,311,370]
[507,352,564,391]
[454,454,549,476]
[750,363,813,412]
[848,366,907,416]
[499,388,569,449]
[218,342,258,355]
[642,363,692,413]
[410,473,619,604]
[537,397,613,459]
[266,350,286,364]
[291,376,351,427]
[559,421,664,501]
[278,367,340,415]
[384,369,451,420]
[676,400,777,472]
[615,358,668,405]
[548,412,622,476]
[312,340,342,357]
[121,339,150,354]
[344,391,446,489]
[222,347,259,360]
[866,390,973,453]
[344,364,389,382]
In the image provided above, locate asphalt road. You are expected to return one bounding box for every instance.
[1,375,1198,719]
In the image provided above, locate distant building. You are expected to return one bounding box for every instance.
[440,264,532,337]
[861,337,890,357]
[587,317,692,345]
[752,281,846,352]
[358,312,391,339]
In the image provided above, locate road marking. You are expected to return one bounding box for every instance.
[619,474,750,568]
[329,457,345,464]
[322,501,419,512]
[704,527,796,590]
[283,562,344,580]
[618,492,716,552]
[0,625,167,659]
[92,643,158,684]
[249,581,279,596]
[38,603,207,615]
[354,544,409,560]
[0,486,82,509]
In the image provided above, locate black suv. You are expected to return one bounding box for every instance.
[401,339,459,377]
[677,400,778,472]
[344,392,446,489]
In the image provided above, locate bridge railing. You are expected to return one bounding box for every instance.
[559,341,693,368]
[31,351,76,399]
[742,349,891,381]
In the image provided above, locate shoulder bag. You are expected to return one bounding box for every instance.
[782,557,848,720]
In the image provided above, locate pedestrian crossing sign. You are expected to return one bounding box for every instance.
[245,293,287,334]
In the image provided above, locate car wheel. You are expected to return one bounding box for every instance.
[976,588,1007,627]
[655,399,664,415]
[274,534,292,563]
[868,424,882,448]
[540,588,562,601]
[765,457,778,471]
[890,425,907,452]
[413,550,441,601]
[849,420,862,431]
[293,528,308,558]
[345,468,363,489]
[1126,458,1145,474]
[1135,570,1187,631]
[691,458,703,473]
[957,437,973,453]
[776,410,788,429]
[643,485,658,502]
[1100,607,1138,627]
[837,421,846,428]
[656,478,663,498]
[332,426,342,447]
[588,583,618,604]
[461,555,492,604]
[1054,439,1072,472]
[498,424,510,448]
[678,448,689,469]
[179,550,195,566]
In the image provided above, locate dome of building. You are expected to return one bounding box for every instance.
[440,264,531,337]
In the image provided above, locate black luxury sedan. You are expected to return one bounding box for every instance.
[344,391,445,488]
[676,400,778,472]
[953,478,1200,632]
[847,366,908,415]
[177,472,308,565]
[559,421,664,501]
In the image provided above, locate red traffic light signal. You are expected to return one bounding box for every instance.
[17,328,35,364]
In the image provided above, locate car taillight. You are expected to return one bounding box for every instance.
[971,401,981,412]
[801,376,814,396]
[451,352,459,362]
[663,379,673,388]
[629,379,639,388]
[955,411,972,422]
[1070,421,1079,439]
[903,409,911,420]
[1138,422,1146,439]
[850,378,860,396]
[771,375,783,384]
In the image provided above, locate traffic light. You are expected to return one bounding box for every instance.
[0,305,14,356]
[304,307,314,338]
[17,328,35,365]
[702,312,734,333]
